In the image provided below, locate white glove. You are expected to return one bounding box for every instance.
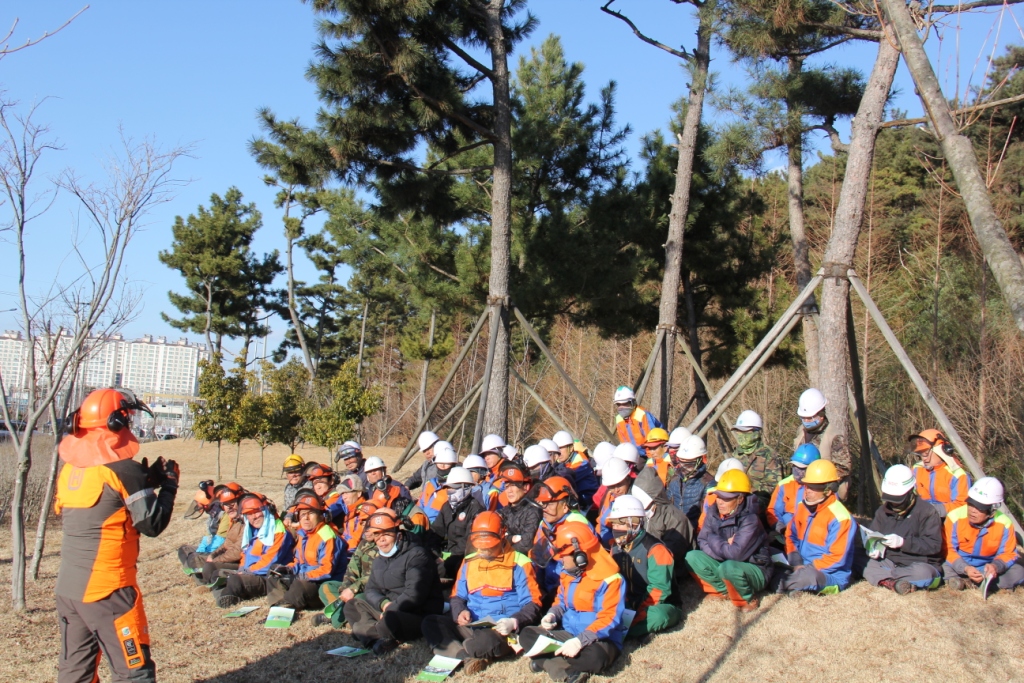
[867,546,885,560]
[882,534,904,549]
[554,637,582,658]
[540,613,558,630]
[494,617,518,636]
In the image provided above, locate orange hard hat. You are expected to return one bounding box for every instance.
[75,388,152,431]
[367,508,400,533]
[293,491,324,513]
[469,511,506,549]
[499,464,531,484]
[214,482,246,505]
[239,493,267,516]
[552,521,600,560]
[356,501,379,520]
[534,476,575,504]
[908,429,947,451]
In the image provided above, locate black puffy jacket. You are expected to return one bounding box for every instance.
[498,497,543,555]
[364,537,445,615]
[430,494,487,557]
[868,496,943,567]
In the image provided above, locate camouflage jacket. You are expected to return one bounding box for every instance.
[733,444,784,494]
[339,540,380,594]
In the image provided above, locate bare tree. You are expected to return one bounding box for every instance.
[0,98,187,610]
[0,7,88,62]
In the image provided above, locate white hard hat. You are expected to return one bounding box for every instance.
[443,466,475,487]
[732,410,763,431]
[364,456,386,471]
[552,430,574,448]
[342,439,362,452]
[968,477,1005,506]
[601,457,632,486]
[502,444,518,460]
[523,444,551,468]
[481,433,506,454]
[433,441,459,464]
[418,430,441,452]
[608,494,647,520]
[463,454,487,470]
[667,427,691,447]
[715,457,745,481]
[630,484,654,508]
[613,442,640,465]
[592,442,616,470]
[679,435,707,461]
[881,464,916,496]
[797,388,827,418]
[613,386,636,404]
[539,438,559,454]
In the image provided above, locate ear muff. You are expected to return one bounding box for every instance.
[570,537,588,568]
[373,478,388,492]
[66,409,81,435]
[107,407,131,432]
[941,441,955,456]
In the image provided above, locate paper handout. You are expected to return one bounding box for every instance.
[859,526,887,557]
[523,634,565,658]
[222,605,260,618]
[416,655,462,681]
[326,646,372,657]
[264,606,294,629]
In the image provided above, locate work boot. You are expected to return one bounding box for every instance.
[565,671,590,683]
[877,578,897,591]
[529,659,546,674]
[462,658,490,675]
[372,638,398,656]
[216,594,240,609]
[894,580,916,595]
[946,577,969,591]
[311,613,329,627]
[543,656,572,681]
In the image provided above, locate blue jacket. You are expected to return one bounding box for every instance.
[550,549,627,649]
[449,550,542,625]
[667,464,714,527]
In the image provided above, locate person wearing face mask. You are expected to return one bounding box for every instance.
[863,465,943,594]
[429,466,488,579]
[463,454,500,510]
[344,508,445,655]
[215,493,296,609]
[685,470,771,610]
[730,411,782,508]
[422,512,543,674]
[666,433,715,528]
[942,477,1024,592]
[520,522,626,683]
[606,495,681,638]
[418,441,459,523]
[766,445,819,536]
[613,385,662,448]
[792,388,851,501]
[497,464,543,555]
[525,444,580,503]
[908,429,971,518]
[530,477,592,601]
[774,460,856,595]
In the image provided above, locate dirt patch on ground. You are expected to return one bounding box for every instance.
[2,439,1023,682]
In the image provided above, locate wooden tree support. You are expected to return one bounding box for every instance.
[511,365,572,434]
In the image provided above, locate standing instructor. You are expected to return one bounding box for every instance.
[54,388,178,683]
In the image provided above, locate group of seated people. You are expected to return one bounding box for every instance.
[176,387,1022,683]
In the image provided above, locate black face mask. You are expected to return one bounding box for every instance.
[883,491,915,515]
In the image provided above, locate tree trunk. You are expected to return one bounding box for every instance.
[216,440,222,479]
[234,442,240,478]
[10,436,31,610]
[357,301,369,380]
[786,56,821,386]
[419,309,436,420]
[482,0,513,440]
[647,3,714,425]
[977,262,988,465]
[260,443,265,477]
[30,393,72,581]
[204,281,215,356]
[817,37,900,483]
[880,0,1024,334]
[283,199,316,378]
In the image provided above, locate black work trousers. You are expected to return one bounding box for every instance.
[266,577,323,611]
[518,626,619,676]
[421,614,514,660]
[344,596,427,644]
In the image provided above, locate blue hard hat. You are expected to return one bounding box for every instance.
[791,443,821,467]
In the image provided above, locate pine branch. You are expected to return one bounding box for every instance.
[803,22,882,41]
[813,118,851,152]
[375,158,491,176]
[929,0,1024,11]
[440,36,495,80]
[426,140,491,170]
[879,91,1024,129]
[601,0,693,61]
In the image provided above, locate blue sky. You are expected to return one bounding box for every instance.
[0,1,1018,357]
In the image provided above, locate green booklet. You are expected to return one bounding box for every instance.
[981,573,994,601]
[223,605,260,618]
[203,575,227,589]
[183,566,201,576]
[859,526,887,557]
[326,646,371,657]
[265,606,294,629]
[417,655,462,682]
[523,634,564,658]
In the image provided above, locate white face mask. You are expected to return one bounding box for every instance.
[448,486,471,506]
[617,406,633,419]
[380,541,399,557]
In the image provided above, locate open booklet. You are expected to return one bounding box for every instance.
[326,646,371,657]
[523,634,565,658]
[981,573,995,601]
[466,616,498,628]
[859,526,887,556]
[417,655,462,681]
[264,606,294,629]
[222,605,260,618]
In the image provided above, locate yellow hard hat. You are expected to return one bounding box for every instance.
[716,469,752,494]
[803,459,839,485]
[645,428,669,444]
[282,454,305,473]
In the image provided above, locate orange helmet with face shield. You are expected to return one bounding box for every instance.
[469,511,506,549]
[534,476,576,504]
[239,493,268,516]
[214,482,246,505]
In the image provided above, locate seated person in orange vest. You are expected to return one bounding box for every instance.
[773,461,856,595]
[519,522,626,683]
[216,492,296,608]
[429,466,487,579]
[607,495,682,637]
[418,441,459,523]
[336,475,367,547]
[943,477,1024,592]
[613,385,662,448]
[479,434,508,480]
[423,512,543,674]
[552,431,599,505]
[266,491,345,611]
[530,477,592,601]
[372,487,430,541]
[178,480,225,573]
[863,465,943,594]
[685,470,772,611]
[344,508,446,655]
[909,429,971,518]
[498,463,543,555]
[305,463,342,520]
[767,445,819,535]
[195,483,247,585]
[364,455,411,502]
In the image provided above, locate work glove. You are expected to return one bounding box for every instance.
[554,637,582,658]
[867,545,885,560]
[540,613,558,630]
[140,457,165,489]
[494,618,518,636]
[161,459,180,488]
[882,534,904,549]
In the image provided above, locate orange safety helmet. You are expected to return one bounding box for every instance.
[469,511,506,549]
[73,388,153,432]
[306,463,339,487]
[908,429,953,454]
[293,491,324,513]
[552,521,600,562]
[239,493,268,516]
[534,476,576,504]
[499,464,531,485]
[367,508,400,533]
[356,501,379,520]
[59,388,153,468]
[214,482,246,505]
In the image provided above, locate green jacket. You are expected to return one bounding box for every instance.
[339,540,380,594]
[733,443,784,494]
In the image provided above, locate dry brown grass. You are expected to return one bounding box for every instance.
[2,439,1023,682]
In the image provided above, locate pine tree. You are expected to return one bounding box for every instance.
[299,359,382,453]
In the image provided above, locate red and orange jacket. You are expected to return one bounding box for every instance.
[767,475,805,531]
[944,506,1019,574]
[289,522,345,582]
[241,517,295,575]
[914,463,970,514]
[615,407,662,448]
[54,460,176,603]
[548,547,627,648]
[418,478,449,523]
[786,496,855,588]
